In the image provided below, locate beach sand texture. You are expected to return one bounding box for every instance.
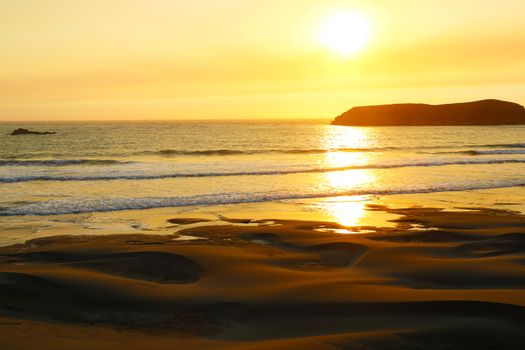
[0,205,524,349]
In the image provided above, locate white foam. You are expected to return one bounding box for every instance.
[1,180,524,216]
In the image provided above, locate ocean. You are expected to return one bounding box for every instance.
[1,122,525,217]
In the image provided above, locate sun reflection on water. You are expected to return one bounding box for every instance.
[319,126,376,227]
[321,126,373,150]
[325,151,368,168]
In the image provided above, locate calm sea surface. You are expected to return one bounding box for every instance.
[1,122,525,216]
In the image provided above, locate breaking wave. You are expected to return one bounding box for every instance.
[2,158,525,183]
[0,159,133,167]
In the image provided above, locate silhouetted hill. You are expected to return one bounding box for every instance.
[332,99,525,126]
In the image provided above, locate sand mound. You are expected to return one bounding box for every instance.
[9,251,203,284]
[240,232,368,268]
[369,230,483,243]
[0,272,76,303]
[76,251,204,284]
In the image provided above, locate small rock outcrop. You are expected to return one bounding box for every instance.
[332,99,525,126]
[10,128,56,135]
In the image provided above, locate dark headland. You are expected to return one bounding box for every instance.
[332,99,525,126]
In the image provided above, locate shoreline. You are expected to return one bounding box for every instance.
[1,199,524,349]
[1,187,525,247]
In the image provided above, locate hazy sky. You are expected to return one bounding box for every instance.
[1,0,524,120]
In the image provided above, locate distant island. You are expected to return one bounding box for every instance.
[331,99,525,126]
[10,128,56,135]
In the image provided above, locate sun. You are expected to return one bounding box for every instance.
[318,11,371,55]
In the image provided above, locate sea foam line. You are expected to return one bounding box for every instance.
[1,180,524,216]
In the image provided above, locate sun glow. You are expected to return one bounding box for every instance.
[318,11,371,55]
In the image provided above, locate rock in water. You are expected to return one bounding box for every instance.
[10,128,56,135]
[332,99,525,126]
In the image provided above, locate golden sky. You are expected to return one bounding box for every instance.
[1,0,524,120]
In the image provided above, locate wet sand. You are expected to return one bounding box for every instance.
[0,205,524,349]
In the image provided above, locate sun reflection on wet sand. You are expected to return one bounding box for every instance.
[322,197,367,227]
[313,195,400,229]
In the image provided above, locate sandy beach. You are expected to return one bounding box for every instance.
[1,203,524,350]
